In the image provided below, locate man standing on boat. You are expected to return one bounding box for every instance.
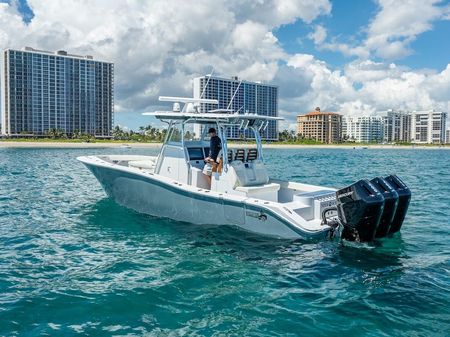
[203,127,221,186]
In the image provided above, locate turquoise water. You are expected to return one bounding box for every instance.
[0,147,449,336]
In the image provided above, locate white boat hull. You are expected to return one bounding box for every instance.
[78,156,331,240]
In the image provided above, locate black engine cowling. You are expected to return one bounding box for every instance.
[370,177,399,238]
[384,175,411,234]
[336,179,385,242]
[336,175,411,242]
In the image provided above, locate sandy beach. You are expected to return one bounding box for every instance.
[0,141,448,150]
[261,144,450,150]
[0,141,162,149]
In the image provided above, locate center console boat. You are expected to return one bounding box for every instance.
[78,96,411,241]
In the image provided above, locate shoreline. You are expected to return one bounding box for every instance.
[0,141,449,150]
[0,141,162,149]
[262,144,449,150]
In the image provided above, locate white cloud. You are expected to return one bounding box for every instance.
[231,0,332,26]
[319,0,450,60]
[272,0,331,24]
[425,64,450,102]
[284,54,356,112]
[323,0,450,60]
[308,25,327,44]
[344,60,406,82]
[339,100,377,116]
[1,0,302,116]
[0,4,27,46]
[364,0,447,59]
[277,55,450,124]
[321,41,370,59]
[0,0,449,131]
[232,21,270,50]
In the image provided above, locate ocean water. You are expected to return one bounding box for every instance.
[0,147,449,336]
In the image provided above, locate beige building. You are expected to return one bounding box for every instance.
[297,107,342,144]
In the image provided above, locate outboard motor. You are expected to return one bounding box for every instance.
[384,175,411,234]
[370,177,399,238]
[336,179,385,242]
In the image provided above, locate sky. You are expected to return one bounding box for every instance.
[0,0,449,130]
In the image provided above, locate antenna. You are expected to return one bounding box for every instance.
[227,79,242,110]
[197,68,214,114]
[200,68,214,99]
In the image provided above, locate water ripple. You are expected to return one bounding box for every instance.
[0,147,449,336]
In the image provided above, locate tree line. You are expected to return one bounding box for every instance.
[8,126,348,144]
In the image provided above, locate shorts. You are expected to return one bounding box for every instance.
[203,163,213,176]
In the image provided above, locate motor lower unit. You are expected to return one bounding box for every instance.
[335,175,411,242]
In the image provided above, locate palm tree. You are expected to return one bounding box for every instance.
[278,129,290,142]
[289,130,296,141]
[72,130,81,139]
[47,128,59,139]
[112,125,124,140]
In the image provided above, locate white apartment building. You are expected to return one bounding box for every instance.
[382,109,411,143]
[342,116,384,143]
[410,110,447,144]
[1,47,114,137]
[193,75,278,140]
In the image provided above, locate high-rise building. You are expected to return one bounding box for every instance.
[382,109,411,143]
[410,110,447,144]
[193,75,278,140]
[342,116,384,143]
[1,47,114,137]
[446,129,450,144]
[296,107,342,144]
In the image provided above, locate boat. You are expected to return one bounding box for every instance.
[78,96,411,242]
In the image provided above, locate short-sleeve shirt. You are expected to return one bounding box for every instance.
[209,135,221,161]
